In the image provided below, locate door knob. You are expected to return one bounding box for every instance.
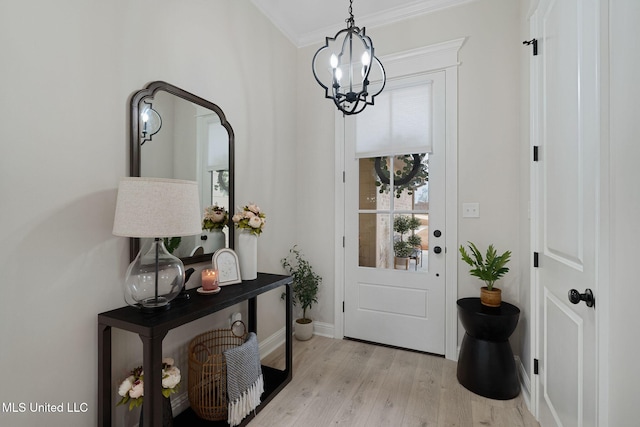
[568,288,595,308]
[433,246,442,254]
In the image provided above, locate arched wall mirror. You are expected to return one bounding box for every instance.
[130,81,235,265]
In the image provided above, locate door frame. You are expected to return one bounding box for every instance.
[528,1,610,423]
[334,38,465,361]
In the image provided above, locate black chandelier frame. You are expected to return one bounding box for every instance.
[311,0,386,115]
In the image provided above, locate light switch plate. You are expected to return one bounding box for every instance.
[463,203,480,218]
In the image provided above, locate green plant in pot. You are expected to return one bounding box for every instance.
[281,245,321,341]
[459,241,511,307]
[393,215,422,269]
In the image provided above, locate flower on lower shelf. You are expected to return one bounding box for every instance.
[117,358,181,410]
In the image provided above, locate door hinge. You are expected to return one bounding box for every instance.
[342,301,345,312]
[342,236,345,248]
[533,252,539,268]
[534,358,539,375]
[343,171,345,183]
[533,145,539,161]
[523,38,538,56]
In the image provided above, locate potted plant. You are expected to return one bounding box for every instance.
[281,245,321,341]
[393,215,422,269]
[459,241,511,307]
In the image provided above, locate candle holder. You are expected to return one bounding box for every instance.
[199,269,220,295]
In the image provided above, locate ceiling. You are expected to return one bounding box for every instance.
[250,0,475,47]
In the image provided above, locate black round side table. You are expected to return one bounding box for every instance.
[456,297,521,400]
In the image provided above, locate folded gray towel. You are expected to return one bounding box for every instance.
[224,332,264,426]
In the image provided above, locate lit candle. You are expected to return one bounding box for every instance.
[202,269,219,291]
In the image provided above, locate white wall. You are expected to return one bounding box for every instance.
[0,1,296,426]
[608,0,640,424]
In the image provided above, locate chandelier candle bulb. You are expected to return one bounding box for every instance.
[335,68,343,83]
[330,54,338,68]
[362,51,370,66]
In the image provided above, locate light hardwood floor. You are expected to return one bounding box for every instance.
[254,336,539,427]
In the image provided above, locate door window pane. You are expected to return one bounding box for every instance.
[358,158,381,210]
[358,213,390,268]
[392,154,429,201]
[358,153,429,271]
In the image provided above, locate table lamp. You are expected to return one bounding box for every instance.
[113,177,202,311]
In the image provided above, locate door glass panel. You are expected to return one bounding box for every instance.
[359,158,381,210]
[358,213,391,268]
[358,154,429,271]
[393,154,429,205]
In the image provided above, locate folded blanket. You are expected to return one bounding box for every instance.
[224,332,264,426]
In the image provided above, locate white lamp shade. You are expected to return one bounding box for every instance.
[113,177,202,238]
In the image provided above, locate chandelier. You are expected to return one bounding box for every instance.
[312,0,386,115]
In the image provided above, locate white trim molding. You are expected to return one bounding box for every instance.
[381,38,466,77]
[298,1,475,47]
[259,326,287,359]
[251,0,478,48]
[257,323,336,361]
[311,321,335,338]
[516,355,533,410]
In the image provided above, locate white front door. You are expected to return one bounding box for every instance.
[343,73,446,354]
[531,0,600,425]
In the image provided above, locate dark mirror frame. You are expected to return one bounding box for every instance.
[129,81,235,264]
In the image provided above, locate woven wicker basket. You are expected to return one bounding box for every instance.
[188,321,246,421]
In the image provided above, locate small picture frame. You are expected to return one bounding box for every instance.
[212,248,242,286]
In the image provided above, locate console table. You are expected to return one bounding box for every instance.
[456,297,520,400]
[98,273,292,426]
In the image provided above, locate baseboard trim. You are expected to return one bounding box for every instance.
[259,326,287,359]
[171,392,190,418]
[257,321,336,357]
[312,320,335,338]
[515,355,532,410]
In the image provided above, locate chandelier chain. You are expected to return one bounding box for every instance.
[346,0,354,28]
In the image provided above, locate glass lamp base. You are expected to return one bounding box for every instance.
[124,239,185,309]
[139,296,172,312]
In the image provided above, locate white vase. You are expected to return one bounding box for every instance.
[237,231,257,280]
[203,229,225,254]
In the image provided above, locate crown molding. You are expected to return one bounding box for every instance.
[253,0,479,48]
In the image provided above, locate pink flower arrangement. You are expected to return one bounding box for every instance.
[232,203,266,236]
[117,358,181,410]
[202,204,229,231]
